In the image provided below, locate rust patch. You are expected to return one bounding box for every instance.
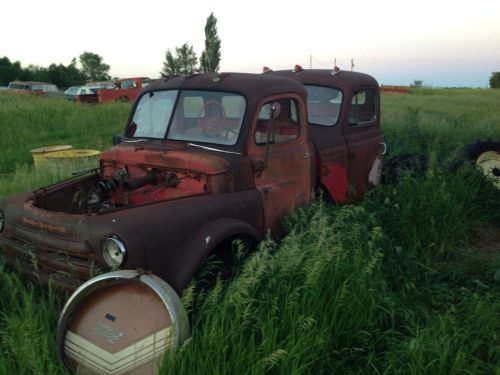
[22,216,67,234]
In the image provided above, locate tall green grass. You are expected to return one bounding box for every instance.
[0,89,499,374]
[0,92,129,174]
[0,262,66,375]
[160,166,500,374]
[382,89,500,160]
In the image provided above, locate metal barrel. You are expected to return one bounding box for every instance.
[30,145,73,170]
[57,270,190,375]
[44,149,101,174]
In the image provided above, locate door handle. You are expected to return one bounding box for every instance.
[303,152,312,159]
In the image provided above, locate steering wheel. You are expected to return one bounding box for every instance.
[197,101,229,137]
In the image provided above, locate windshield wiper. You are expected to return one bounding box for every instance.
[125,139,146,143]
[187,143,241,155]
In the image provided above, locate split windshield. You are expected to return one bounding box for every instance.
[129,90,246,146]
[305,85,342,126]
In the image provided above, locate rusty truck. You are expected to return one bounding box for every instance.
[95,77,153,103]
[0,68,383,294]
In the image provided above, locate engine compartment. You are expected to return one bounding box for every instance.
[33,163,208,214]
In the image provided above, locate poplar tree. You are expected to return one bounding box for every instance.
[200,13,221,73]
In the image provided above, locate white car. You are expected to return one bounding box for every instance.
[65,86,98,102]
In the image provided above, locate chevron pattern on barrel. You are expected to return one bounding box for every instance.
[64,327,174,375]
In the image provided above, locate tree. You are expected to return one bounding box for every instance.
[200,13,221,73]
[490,72,500,88]
[47,59,86,89]
[0,57,23,85]
[160,43,198,78]
[411,79,424,88]
[79,51,110,81]
[20,64,49,83]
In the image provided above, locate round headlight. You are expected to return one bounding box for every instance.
[101,237,126,268]
[0,210,5,233]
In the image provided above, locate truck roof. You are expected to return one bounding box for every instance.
[144,72,307,104]
[268,69,379,89]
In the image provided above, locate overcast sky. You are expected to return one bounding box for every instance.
[2,0,500,87]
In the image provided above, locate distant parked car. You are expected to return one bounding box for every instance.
[94,77,153,103]
[64,86,81,100]
[8,81,60,95]
[64,86,98,103]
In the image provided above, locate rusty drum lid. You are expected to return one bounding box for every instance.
[57,270,190,375]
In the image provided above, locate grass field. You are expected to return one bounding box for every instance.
[0,90,499,374]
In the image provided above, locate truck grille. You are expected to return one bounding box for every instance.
[0,226,99,291]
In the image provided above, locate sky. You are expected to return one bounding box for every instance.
[2,0,500,87]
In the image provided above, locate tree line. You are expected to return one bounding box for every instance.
[0,52,111,89]
[0,13,221,89]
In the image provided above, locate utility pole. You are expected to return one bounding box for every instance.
[350,58,355,71]
[309,54,312,69]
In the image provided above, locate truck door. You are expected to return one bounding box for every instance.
[343,86,383,200]
[304,84,350,203]
[247,94,314,236]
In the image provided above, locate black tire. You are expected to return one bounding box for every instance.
[194,236,256,292]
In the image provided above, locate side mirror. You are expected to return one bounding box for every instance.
[112,134,123,145]
[270,102,281,119]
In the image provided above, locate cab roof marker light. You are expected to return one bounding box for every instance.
[331,65,341,75]
[212,73,230,82]
[293,64,303,73]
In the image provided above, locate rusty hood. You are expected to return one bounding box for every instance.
[101,144,235,175]
[100,144,255,194]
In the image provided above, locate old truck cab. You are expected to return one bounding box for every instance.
[270,67,384,202]
[0,70,382,294]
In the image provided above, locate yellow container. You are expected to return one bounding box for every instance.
[31,145,73,169]
[45,149,101,174]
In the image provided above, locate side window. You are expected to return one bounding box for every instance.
[349,89,377,125]
[121,80,136,89]
[255,98,300,145]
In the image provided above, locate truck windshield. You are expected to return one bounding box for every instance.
[305,85,343,126]
[130,90,178,138]
[129,90,246,146]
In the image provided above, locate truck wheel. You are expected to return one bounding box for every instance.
[57,270,190,375]
[453,139,500,189]
[195,236,255,291]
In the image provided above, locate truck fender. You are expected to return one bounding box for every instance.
[367,144,386,187]
[166,218,262,292]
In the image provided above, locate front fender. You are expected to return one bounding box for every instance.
[166,218,262,292]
